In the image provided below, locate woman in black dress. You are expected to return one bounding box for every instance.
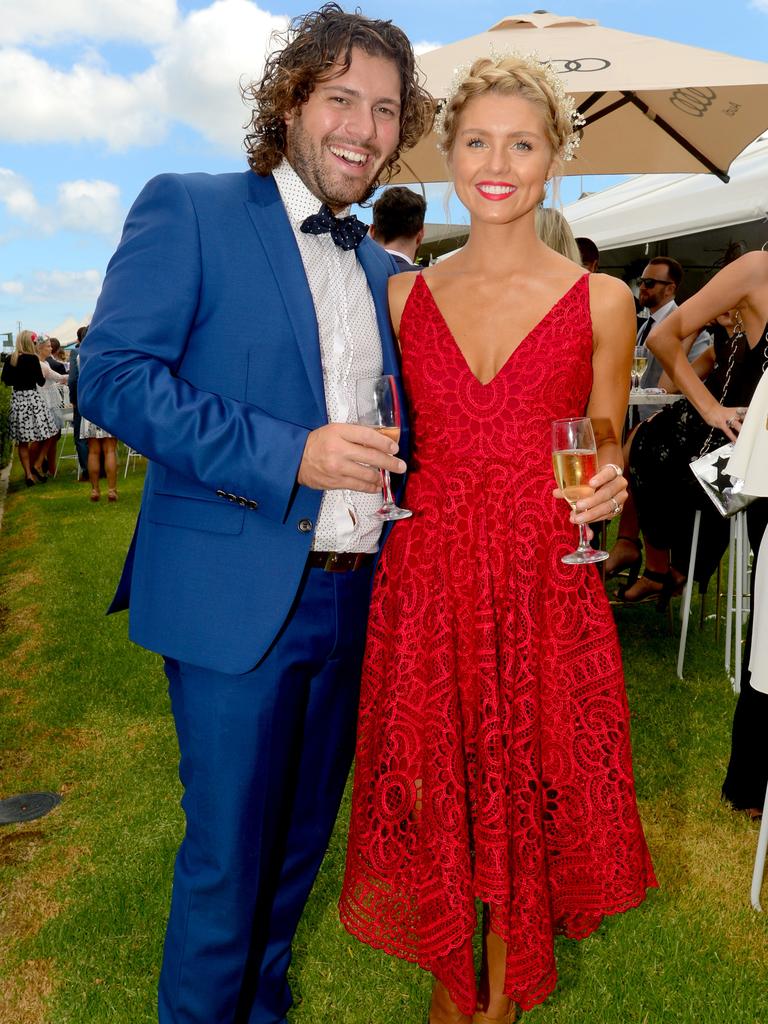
[1,329,57,485]
[649,250,768,817]
[619,310,765,602]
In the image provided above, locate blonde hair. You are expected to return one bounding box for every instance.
[535,207,581,263]
[10,329,37,367]
[438,55,578,168]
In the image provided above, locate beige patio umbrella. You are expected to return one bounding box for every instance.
[395,12,768,185]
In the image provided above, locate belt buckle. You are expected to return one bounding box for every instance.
[324,552,344,572]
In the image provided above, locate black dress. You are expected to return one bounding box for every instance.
[722,498,768,810]
[629,324,768,583]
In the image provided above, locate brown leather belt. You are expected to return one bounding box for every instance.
[307,551,375,572]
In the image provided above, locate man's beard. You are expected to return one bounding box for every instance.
[287,120,383,209]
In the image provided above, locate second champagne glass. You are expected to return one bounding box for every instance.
[355,375,412,521]
[631,345,648,393]
[552,417,609,564]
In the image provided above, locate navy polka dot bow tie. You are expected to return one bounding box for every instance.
[300,204,368,251]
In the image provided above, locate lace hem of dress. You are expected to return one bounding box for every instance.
[341,883,657,1015]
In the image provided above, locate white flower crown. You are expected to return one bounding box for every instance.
[433,50,586,162]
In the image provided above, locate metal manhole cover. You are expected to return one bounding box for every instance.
[0,792,61,824]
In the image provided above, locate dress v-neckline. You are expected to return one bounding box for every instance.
[417,273,588,387]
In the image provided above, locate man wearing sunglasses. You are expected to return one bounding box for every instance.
[635,256,710,420]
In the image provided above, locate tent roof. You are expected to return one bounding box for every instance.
[563,136,768,250]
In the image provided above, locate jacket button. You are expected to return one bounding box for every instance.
[298,518,313,533]
[216,489,226,498]
[226,493,237,502]
[237,496,247,506]
[246,499,259,510]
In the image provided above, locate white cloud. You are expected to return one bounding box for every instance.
[56,180,123,237]
[19,269,103,303]
[0,49,166,150]
[0,0,179,47]
[0,168,42,222]
[0,280,24,295]
[157,0,288,151]
[752,0,768,10]
[414,41,441,55]
[0,168,122,237]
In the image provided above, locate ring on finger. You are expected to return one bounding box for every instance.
[609,496,621,517]
[605,462,623,481]
[726,417,736,428]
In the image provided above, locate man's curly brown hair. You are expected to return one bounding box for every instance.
[242,4,434,199]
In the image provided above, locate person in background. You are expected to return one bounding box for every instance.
[369,184,426,270]
[46,337,68,374]
[0,330,57,486]
[648,249,768,819]
[634,257,711,420]
[535,206,580,263]
[35,336,68,477]
[575,235,599,273]
[68,326,90,481]
[79,406,119,503]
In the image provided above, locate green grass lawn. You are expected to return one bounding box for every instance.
[0,457,766,1023]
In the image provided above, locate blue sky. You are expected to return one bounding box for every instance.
[1,0,767,336]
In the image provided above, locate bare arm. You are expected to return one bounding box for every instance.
[556,273,636,525]
[659,344,715,392]
[647,251,768,441]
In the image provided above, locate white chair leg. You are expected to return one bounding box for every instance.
[735,513,744,694]
[750,783,768,911]
[677,509,701,680]
[729,516,741,675]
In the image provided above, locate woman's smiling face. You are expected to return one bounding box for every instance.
[449,91,556,225]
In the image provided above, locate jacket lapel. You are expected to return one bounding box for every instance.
[244,174,326,416]
[357,238,399,377]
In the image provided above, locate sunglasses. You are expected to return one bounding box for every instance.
[637,277,671,288]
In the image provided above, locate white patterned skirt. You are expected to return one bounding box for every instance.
[9,390,58,443]
[79,416,115,441]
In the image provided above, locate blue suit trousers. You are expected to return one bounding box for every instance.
[158,562,373,1024]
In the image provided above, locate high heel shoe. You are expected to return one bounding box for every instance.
[90,489,100,502]
[31,466,47,483]
[620,568,680,611]
[107,489,118,503]
[605,535,642,585]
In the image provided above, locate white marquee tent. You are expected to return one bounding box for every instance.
[563,136,768,291]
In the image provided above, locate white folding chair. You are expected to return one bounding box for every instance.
[54,405,79,477]
[677,508,750,682]
[750,783,768,911]
[123,446,144,478]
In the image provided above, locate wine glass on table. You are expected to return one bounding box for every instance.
[551,417,609,565]
[631,345,648,393]
[355,375,412,521]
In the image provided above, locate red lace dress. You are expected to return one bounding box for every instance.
[340,273,657,1015]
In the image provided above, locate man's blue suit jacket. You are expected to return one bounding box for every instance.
[78,170,406,676]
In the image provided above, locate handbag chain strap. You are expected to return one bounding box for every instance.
[698,311,743,457]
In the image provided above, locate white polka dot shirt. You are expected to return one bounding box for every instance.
[273,159,384,553]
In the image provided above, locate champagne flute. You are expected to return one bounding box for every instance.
[631,345,648,393]
[552,417,609,564]
[355,375,412,521]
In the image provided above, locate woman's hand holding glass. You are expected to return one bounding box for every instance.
[552,417,628,564]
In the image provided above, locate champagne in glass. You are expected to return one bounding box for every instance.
[355,375,412,521]
[631,346,648,392]
[552,417,609,564]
